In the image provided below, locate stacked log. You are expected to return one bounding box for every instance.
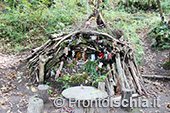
[25,9,147,96]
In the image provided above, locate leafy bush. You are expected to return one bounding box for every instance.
[0,0,87,51]
[149,23,170,49]
[117,0,170,14]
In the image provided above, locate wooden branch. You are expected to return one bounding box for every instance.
[105,77,113,95]
[26,40,52,61]
[111,63,117,85]
[129,60,142,95]
[141,75,170,79]
[115,53,125,89]
[53,30,80,50]
[39,55,53,83]
[123,62,136,92]
[106,64,115,94]
[50,32,67,39]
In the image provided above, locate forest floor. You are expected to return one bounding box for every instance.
[0,30,170,113]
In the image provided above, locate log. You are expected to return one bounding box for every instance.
[132,54,144,84]
[141,74,170,79]
[50,32,66,39]
[39,55,52,83]
[129,60,142,94]
[115,53,125,89]
[105,77,112,95]
[27,97,44,113]
[123,62,135,92]
[121,88,133,112]
[106,64,115,94]
[38,84,50,103]
[111,63,117,85]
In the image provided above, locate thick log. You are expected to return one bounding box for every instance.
[39,55,52,83]
[121,88,133,112]
[27,97,44,113]
[38,84,50,103]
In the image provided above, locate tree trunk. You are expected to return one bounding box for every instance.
[157,0,164,22]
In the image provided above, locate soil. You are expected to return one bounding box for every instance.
[140,29,170,76]
[0,32,170,113]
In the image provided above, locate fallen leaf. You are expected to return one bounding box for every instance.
[7,77,12,80]
[31,86,37,92]
[34,98,39,101]
[110,107,114,110]
[167,104,170,108]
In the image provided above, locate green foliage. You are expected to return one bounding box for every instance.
[0,0,87,51]
[117,0,170,14]
[162,61,170,67]
[56,73,88,89]
[56,60,106,88]
[83,60,106,86]
[149,23,170,49]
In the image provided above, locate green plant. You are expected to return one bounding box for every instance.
[56,60,106,88]
[0,0,87,52]
[149,23,170,49]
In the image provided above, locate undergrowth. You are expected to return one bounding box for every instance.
[117,0,170,14]
[0,0,87,52]
[149,22,170,49]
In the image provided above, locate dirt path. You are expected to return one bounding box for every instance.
[139,29,170,76]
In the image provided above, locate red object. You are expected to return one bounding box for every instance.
[108,53,112,60]
[86,21,90,26]
[96,66,98,71]
[98,53,104,59]
[96,39,98,42]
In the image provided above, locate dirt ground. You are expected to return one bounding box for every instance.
[139,29,170,76]
[0,33,170,113]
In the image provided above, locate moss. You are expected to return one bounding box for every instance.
[162,61,170,70]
